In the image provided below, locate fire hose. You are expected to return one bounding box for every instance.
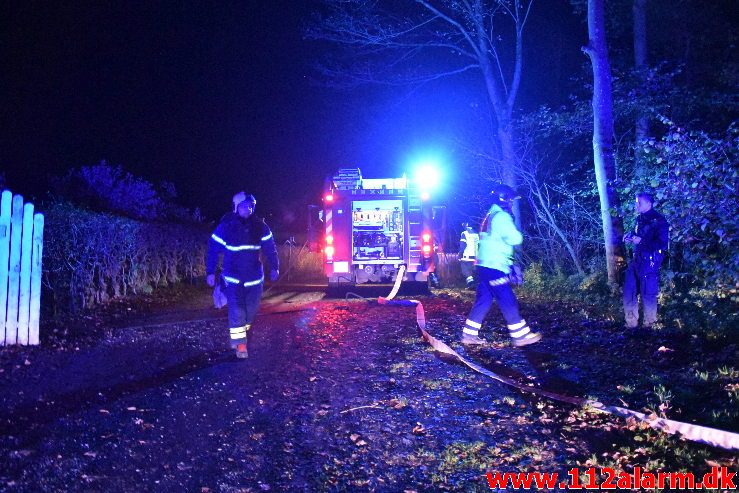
[379,265,739,451]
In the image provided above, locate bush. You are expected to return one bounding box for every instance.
[519,262,583,300]
[51,161,198,222]
[621,120,739,299]
[43,201,208,314]
[277,244,324,282]
[435,253,465,288]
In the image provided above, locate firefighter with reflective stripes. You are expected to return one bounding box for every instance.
[461,184,542,347]
[206,193,279,359]
[459,222,479,289]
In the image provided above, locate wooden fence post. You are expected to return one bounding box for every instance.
[5,194,23,345]
[17,203,35,345]
[1,191,44,346]
[0,191,11,343]
[30,214,44,345]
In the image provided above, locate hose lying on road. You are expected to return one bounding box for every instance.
[378,265,739,451]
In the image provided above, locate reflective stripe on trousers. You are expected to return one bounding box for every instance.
[463,266,530,341]
[224,282,263,348]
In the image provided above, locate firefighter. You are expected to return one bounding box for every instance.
[458,222,479,289]
[461,184,542,347]
[623,191,669,329]
[206,193,279,359]
[211,190,250,309]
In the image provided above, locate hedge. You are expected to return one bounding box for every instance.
[43,202,208,314]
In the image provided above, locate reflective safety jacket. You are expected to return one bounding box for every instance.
[459,229,479,261]
[206,213,279,287]
[476,204,522,272]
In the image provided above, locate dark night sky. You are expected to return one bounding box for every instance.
[0,0,583,222]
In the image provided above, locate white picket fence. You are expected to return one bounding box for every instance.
[1,190,44,346]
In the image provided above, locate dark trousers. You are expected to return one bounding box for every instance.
[463,267,532,341]
[460,260,476,284]
[468,267,521,324]
[225,282,263,347]
[623,257,660,327]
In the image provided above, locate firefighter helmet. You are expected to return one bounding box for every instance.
[490,183,520,211]
[233,192,256,208]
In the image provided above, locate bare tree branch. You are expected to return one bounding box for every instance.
[307,0,535,191]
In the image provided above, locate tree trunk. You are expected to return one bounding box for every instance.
[476,5,523,228]
[497,124,522,225]
[584,0,626,286]
[633,0,649,175]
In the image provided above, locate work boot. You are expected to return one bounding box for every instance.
[235,343,248,359]
[461,334,487,345]
[511,331,542,348]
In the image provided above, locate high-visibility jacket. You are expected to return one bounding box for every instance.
[459,229,479,261]
[206,213,279,287]
[477,204,522,272]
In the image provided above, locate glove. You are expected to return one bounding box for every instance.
[508,264,524,286]
[270,269,279,282]
[212,282,227,309]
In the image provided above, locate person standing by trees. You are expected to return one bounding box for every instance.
[460,185,541,347]
[623,192,669,329]
[206,193,279,359]
[458,222,479,289]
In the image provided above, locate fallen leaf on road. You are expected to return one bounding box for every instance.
[412,423,426,435]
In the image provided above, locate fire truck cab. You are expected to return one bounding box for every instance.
[322,168,436,286]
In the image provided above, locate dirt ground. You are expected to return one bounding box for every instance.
[0,284,736,492]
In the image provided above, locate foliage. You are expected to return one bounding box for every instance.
[43,201,208,314]
[619,120,739,299]
[52,161,199,222]
[519,261,738,335]
[435,253,465,288]
[519,262,581,299]
[276,244,325,282]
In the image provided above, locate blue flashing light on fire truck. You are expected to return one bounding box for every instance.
[322,168,442,286]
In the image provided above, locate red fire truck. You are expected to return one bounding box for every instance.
[322,168,439,286]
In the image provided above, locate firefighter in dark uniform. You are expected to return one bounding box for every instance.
[206,193,279,358]
[623,192,669,329]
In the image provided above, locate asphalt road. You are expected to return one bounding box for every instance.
[3,287,735,492]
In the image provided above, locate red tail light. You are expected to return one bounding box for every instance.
[422,232,431,243]
[325,235,334,245]
[422,244,431,256]
[325,194,334,203]
[325,245,335,257]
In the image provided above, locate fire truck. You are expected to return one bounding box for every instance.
[322,168,440,286]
